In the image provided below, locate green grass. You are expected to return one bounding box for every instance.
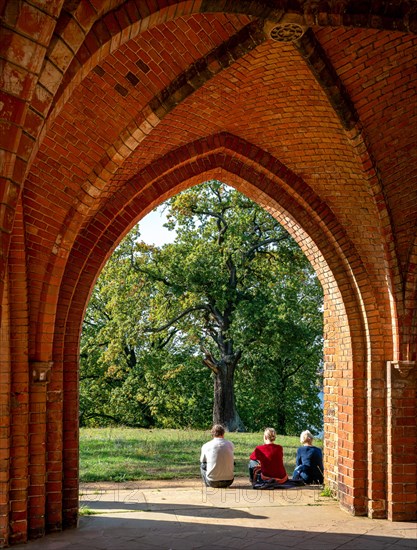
[79,428,320,482]
[78,507,102,516]
[320,485,336,498]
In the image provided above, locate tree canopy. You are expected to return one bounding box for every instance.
[80,181,323,434]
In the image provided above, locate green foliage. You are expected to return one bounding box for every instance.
[320,485,337,498]
[78,507,101,516]
[80,181,323,434]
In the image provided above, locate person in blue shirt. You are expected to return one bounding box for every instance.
[292,430,324,484]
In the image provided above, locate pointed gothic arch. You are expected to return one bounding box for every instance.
[1,1,416,545]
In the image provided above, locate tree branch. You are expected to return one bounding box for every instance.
[202,350,219,374]
[132,262,172,287]
[245,234,290,262]
[281,348,321,380]
[152,327,180,349]
[146,304,210,333]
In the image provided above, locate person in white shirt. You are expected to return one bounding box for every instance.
[200,424,234,488]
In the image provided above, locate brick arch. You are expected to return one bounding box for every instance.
[1,0,416,309]
[5,0,415,182]
[32,126,390,525]
[2,1,417,544]
[87,132,392,309]
[3,4,412,323]
[38,132,390,363]
[23,24,400,392]
[27,18,400,371]
[49,1,417,129]
[48,134,392,527]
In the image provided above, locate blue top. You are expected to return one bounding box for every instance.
[294,445,324,483]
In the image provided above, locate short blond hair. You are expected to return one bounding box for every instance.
[211,424,225,437]
[264,427,276,442]
[300,430,314,444]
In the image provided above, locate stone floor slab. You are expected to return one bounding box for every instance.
[11,482,416,550]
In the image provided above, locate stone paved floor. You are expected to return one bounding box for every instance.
[12,480,417,549]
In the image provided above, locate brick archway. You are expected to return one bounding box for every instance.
[1,0,416,546]
[48,134,385,527]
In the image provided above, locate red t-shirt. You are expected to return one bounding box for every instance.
[250,443,287,480]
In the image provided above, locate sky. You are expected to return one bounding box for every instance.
[138,206,176,246]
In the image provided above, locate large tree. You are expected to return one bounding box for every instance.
[80,181,323,433]
[131,181,322,431]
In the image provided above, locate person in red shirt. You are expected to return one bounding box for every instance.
[249,427,288,484]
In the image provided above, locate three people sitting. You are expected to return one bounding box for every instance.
[200,424,324,488]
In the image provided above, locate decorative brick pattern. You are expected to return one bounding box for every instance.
[1,1,417,546]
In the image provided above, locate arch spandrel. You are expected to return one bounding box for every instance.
[23,22,400,356]
[2,6,412,322]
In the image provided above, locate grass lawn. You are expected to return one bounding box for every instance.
[79,428,319,482]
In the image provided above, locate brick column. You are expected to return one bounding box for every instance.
[28,380,47,540]
[323,292,368,516]
[45,375,63,534]
[366,361,387,519]
[0,278,11,548]
[386,360,417,521]
[7,201,30,546]
[62,332,80,530]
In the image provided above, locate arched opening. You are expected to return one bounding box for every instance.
[2,1,416,545]
[50,142,380,529]
[78,180,325,433]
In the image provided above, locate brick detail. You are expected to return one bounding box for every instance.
[0,273,11,548]
[0,1,417,546]
[295,28,359,131]
[387,361,417,521]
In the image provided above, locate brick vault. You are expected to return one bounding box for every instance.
[0,1,416,546]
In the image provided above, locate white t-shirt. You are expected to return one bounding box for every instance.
[200,437,234,481]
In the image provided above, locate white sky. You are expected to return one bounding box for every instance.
[138,206,176,246]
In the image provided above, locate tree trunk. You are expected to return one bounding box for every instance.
[276,374,287,435]
[275,405,287,435]
[212,359,245,431]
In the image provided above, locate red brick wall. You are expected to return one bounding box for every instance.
[0,274,11,548]
[387,361,417,521]
[1,0,416,545]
